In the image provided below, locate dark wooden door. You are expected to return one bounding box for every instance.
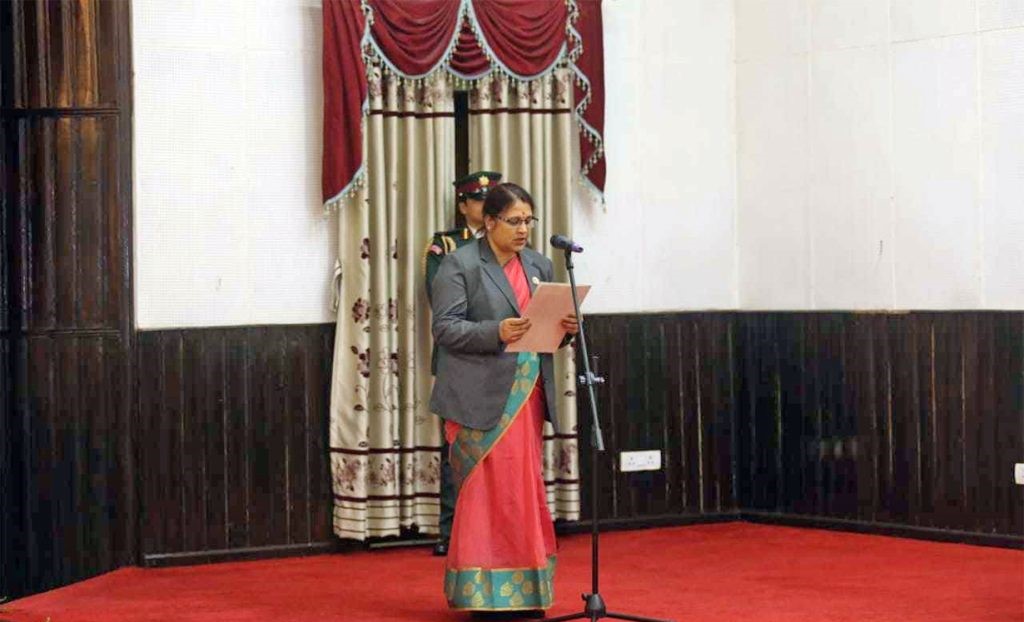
[1,0,135,598]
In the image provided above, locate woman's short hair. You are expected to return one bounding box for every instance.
[482,182,535,218]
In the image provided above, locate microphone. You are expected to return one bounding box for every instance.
[550,234,583,253]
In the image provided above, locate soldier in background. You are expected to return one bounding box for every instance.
[423,170,502,556]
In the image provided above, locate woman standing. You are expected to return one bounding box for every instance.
[429,183,578,614]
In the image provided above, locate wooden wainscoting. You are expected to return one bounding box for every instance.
[575,313,740,528]
[136,325,336,566]
[734,312,1023,546]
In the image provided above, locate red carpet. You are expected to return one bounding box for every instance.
[3,523,1021,622]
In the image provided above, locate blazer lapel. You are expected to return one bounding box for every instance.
[479,239,520,315]
[522,254,543,295]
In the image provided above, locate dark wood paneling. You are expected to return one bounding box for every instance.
[136,325,335,563]
[1,0,134,599]
[6,335,133,595]
[5,115,125,332]
[580,311,1021,543]
[1,0,121,110]
[578,314,740,523]
[0,65,9,595]
[11,308,1014,586]
[736,312,1024,539]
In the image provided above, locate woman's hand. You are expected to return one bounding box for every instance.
[500,317,532,343]
[561,312,580,336]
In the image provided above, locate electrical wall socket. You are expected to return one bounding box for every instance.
[1015,463,1024,486]
[620,450,662,473]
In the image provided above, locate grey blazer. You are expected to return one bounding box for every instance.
[429,238,562,432]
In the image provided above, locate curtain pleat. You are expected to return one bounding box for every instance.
[329,69,455,540]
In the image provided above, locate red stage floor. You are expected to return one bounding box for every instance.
[3,523,1021,622]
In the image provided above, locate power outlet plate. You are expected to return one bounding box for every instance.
[620,450,662,473]
[1015,463,1024,486]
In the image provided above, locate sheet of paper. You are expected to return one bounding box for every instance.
[505,283,590,353]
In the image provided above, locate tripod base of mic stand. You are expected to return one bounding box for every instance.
[542,593,675,622]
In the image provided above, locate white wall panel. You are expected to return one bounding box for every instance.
[809,46,894,309]
[891,0,977,42]
[738,188,813,309]
[892,36,981,308]
[736,57,811,308]
[811,0,889,51]
[578,0,736,312]
[980,28,1024,308]
[736,0,809,61]
[134,0,332,328]
[979,0,1024,31]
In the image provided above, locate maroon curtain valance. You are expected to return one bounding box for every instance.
[322,0,606,209]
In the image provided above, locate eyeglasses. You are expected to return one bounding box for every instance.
[495,215,540,228]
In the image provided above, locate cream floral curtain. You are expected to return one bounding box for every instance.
[329,67,454,540]
[469,68,581,521]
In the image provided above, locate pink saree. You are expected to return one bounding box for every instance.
[442,254,557,612]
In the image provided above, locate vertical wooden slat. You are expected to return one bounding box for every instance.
[77,116,101,325]
[287,331,310,544]
[874,315,895,523]
[889,315,914,523]
[271,330,289,545]
[103,119,122,327]
[619,318,643,516]
[641,317,668,515]
[734,316,754,509]
[696,315,716,513]
[0,335,7,594]
[72,0,99,106]
[110,337,133,568]
[1011,313,1024,536]
[662,316,684,515]
[225,329,251,548]
[48,0,69,107]
[203,332,228,551]
[30,119,57,329]
[751,314,778,511]
[1,63,11,593]
[853,315,879,523]
[26,337,54,590]
[309,325,333,541]
[680,316,701,512]
[165,333,184,552]
[180,332,205,554]
[137,334,158,555]
[777,314,802,514]
[705,314,735,512]
[959,314,978,532]
[920,317,937,527]
[249,328,271,547]
[54,116,75,326]
[95,0,118,106]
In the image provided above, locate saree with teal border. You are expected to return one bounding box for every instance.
[442,256,557,612]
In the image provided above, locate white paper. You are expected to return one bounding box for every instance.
[505,283,591,353]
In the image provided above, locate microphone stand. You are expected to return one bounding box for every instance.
[543,248,674,622]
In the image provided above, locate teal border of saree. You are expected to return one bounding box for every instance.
[444,352,556,611]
